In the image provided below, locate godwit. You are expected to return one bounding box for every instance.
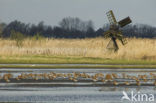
[154,80,156,86]
[105,74,113,81]
[113,81,119,86]
[124,81,130,86]
[112,73,118,78]
[136,81,141,86]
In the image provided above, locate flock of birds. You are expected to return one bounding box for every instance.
[1,72,156,86]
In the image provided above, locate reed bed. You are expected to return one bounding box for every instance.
[0,38,155,60]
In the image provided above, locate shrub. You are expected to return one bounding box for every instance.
[33,33,44,40]
[10,30,25,47]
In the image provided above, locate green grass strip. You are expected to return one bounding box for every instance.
[0,64,156,69]
[0,55,155,65]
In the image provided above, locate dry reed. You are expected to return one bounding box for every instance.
[0,38,155,60]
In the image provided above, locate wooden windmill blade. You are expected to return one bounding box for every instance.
[116,31,127,45]
[118,17,132,27]
[106,10,117,25]
[119,35,127,45]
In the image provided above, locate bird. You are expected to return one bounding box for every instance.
[0,75,2,80]
[122,73,127,79]
[16,77,20,80]
[136,81,141,86]
[6,79,10,83]
[67,73,72,77]
[113,81,119,86]
[73,78,78,82]
[34,77,38,80]
[124,81,130,86]
[150,73,154,76]
[63,74,67,78]
[105,74,113,81]
[97,73,104,78]
[101,79,105,83]
[92,75,98,82]
[69,77,73,81]
[154,80,156,86]
[112,73,118,78]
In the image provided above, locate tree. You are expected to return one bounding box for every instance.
[0,23,6,37]
[59,17,94,32]
[1,19,156,39]
[95,28,104,37]
[2,20,28,37]
[10,30,25,47]
[59,17,95,38]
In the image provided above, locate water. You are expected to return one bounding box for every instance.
[0,67,156,102]
[0,86,156,102]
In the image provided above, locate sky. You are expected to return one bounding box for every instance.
[0,0,156,29]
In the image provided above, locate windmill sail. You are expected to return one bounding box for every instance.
[106,10,117,25]
[118,17,132,27]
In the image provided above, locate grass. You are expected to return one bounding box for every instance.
[0,55,155,65]
[0,37,155,65]
[0,62,156,69]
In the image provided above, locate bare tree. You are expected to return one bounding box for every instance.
[59,17,94,32]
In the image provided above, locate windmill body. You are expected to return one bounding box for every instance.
[104,10,132,52]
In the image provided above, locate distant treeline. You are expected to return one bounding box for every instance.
[0,17,156,38]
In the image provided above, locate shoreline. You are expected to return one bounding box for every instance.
[0,63,156,69]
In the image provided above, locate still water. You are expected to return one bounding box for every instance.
[0,68,156,102]
[0,86,156,103]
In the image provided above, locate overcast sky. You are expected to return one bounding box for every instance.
[0,0,156,29]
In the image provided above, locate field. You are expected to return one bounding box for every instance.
[0,37,155,64]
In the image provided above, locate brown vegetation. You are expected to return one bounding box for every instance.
[0,37,155,60]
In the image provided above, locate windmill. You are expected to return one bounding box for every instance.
[104,10,132,52]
